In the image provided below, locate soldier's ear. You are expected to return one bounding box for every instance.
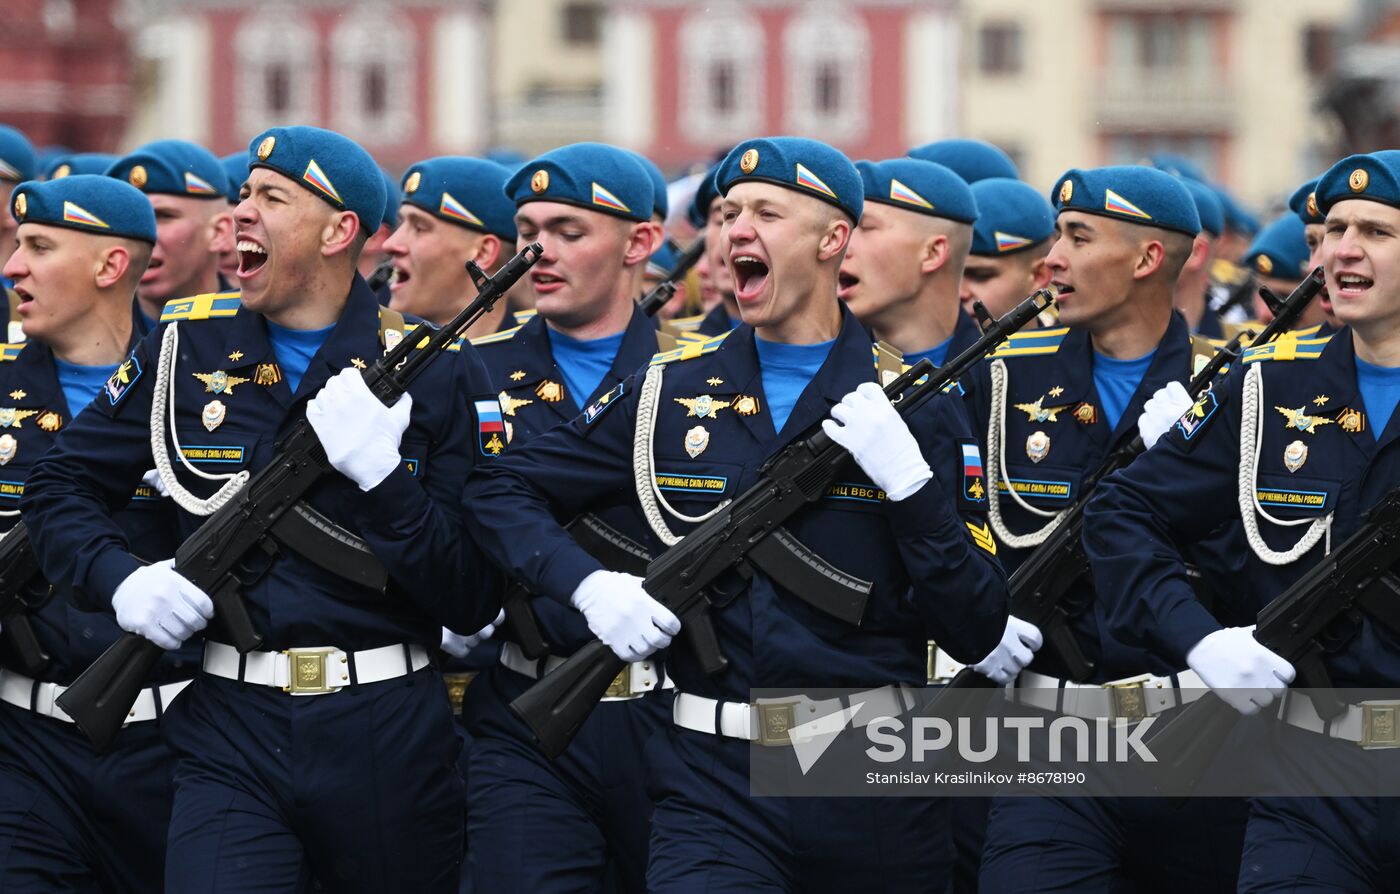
[207,210,234,258]
[817,216,851,262]
[1133,238,1167,281]
[918,232,951,276]
[1030,255,1053,290]
[321,210,361,259]
[94,243,133,290]
[621,220,661,268]
[474,233,503,271]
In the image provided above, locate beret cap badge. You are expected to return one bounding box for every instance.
[53,164,70,179]
[740,148,759,174]
[531,169,549,194]
[1256,255,1274,274]
[13,193,25,219]
[404,171,421,195]
[1059,179,1073,203]
[129,165,147,189]
[257,136,276,161]
[1306,192,1319,218]
[1350,169,1369,193]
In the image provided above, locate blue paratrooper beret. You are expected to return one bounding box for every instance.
[1179,177,1224,238]
[647,239,681,279]
[1215,186,1259,236]
[107,139,228,200]
[624,150,669,220]
[688,161,723,229]
[1145,152,1208,183]
[856,158,977,224]
[379,166,401,230]
[969,178,1055,256]
[10,174,156,243]
[219,152,249,203]
[715,137,862,223]
[45,153,117,180]
[485,148,528,170]
[1052,165,1200,237]
[0,125,36,184]
[506,142,654,224]
[246,126,387,234]
[907,138,1018,183]
[1288,177,1324,225]
[1243,214,1310,279]
[400,156,517,241]
[1315,151,1400,216]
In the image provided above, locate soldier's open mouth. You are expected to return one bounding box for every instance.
[837,271,859,299]
[237,239,267,275]
[732,254,769,300]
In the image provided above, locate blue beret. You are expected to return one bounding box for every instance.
[44,153,116,180]
[907,138,1018,183]
[1314,151,1400,216]
[506,142,654,223]
[219,152,249,204]
[10,174,156,243]
[1215,187,1259,236]
[715,137,862,223]
[0,125,36,183]
[856,158,976,224]
[1145,152,1207,183]
[1179,177,1224,238]
[400,156,517,241]
[1288,177,1324,225]
[1243,214,1310,279]
[688,161,723,229]
[107,139,228,200]
[647,239,681,279]
[1052,165,1200,237]
[969,178,1054,256]
[485,148,528,170]
[379,167,401,230]
[625,150,668,220]
[247,126,387,234]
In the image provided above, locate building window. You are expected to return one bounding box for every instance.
[1304,25,1335,76]
[678,3,763,144]
[235,7,318,136]
[1107,13,1216,76]
[331,6,415,145]
[783,2,869,140]
[562,2,603,46]
[979,23,1022,75]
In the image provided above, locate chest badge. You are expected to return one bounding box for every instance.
[254,363,283,387]
[707,377,724,388]
[1026,430,1051,463]
[536,379,563,403]
[509,370,527,382]
[7,390,24,401]
[1015,395,1072,424]
[684,425,710,458]
[1276,405,1334,435]
[0,434,16,466]
[194,370,250,395]
[36,411,61,433]
[499,391,534,417]
[1338,407,1366,434]
[202,399,227,432]
[1073,402,1097,425]
[733,394,760,416]
[675,394,731,419]
[0,408,38,429]
[1283,439,1308,473]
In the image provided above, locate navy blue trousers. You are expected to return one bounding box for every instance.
[1238,797,1400,893]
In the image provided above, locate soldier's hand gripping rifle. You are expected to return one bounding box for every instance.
[56,244,544,751]
[510,287,1058,759]
[932,268,1325,693]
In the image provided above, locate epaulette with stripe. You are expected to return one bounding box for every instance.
[1241,333,1332,364]
[512,309,538,325]
[664,313,705,333]
[470,325,522,347]
[649,330,730,366]
[990,326,1068,358]
[402,322,462,352]
[160,291,242,323]
[0,343,22,362]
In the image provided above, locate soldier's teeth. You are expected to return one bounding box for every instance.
[237,241,266,254]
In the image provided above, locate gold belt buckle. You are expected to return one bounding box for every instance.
[282,647,339,694]
[756,700,799,747]
[443,672,477,715]
[604,664,633,699]
[1361,704,1400,748]
[1106,677,1149,724]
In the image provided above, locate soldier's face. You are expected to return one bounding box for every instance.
[1322,199,1400,328]
[961,251,1048,320]
[0,181,15,268]
[3,224,106,342]
[703,204,734,299]
[142,193,224,302]
[1044,212,1141,327]
[839,202,931,323]
[233,169,337,314]
[513,201,633,328]
[383,205,483,325]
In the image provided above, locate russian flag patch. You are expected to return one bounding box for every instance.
[795,163,837,200]
[961,441,986,502]
[1104,188,1152,220]
[591,182,631,214]
[475,398,506,456]
[439,191,484,227]
[63,201,110,229]
[303,159,343,205]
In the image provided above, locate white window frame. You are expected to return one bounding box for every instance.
[783,3,869,140]
[330,5,415,145]
[234,6,318,137]
[678,3,764,145]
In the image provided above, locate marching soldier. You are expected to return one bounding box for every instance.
[358,166,401,300]
[1241,214,1324,329]
[21,126,501,892]
[840,158,983,365]
[462,137,1008,892]
[965,165,1249,892]
[217,152,252,283]
[0,175,190,893]
[461,141,669,894]
[0,125,36,285]
[1173,177,1228,338]
[678,161,741,338]
[959,177,1056,324]
[105,140,236,334]
[1084,149,1400,893]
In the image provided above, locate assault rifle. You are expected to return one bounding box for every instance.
[511,287,1059,758]
[0,523,48,674]
[56,244,544,750]
[936,267,1325,691]
[366,258,396,293]
[638,237,705,318]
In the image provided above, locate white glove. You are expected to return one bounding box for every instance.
[1186,626,1295,715]
[970,615,1044,685]
[306,367,412,491]
[1137,381,1194,449]
[570,570,680,662]
[112,559,214,651]
[141,468,171,498]
[821,382,932,501]
[440,609,505,659]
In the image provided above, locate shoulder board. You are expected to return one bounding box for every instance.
[402,322,461,352]
[1242,333,1333,364]
[160,291,242,323]
[1222,320,1263,344]
[1292,323,1324,338]
[0,343,22,362]
[666,313,705,333]
[649,330,730,366]
[990,326,1069,358]
[872,341,904,383]
[470,325,522,347]
[512,309,538,325]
